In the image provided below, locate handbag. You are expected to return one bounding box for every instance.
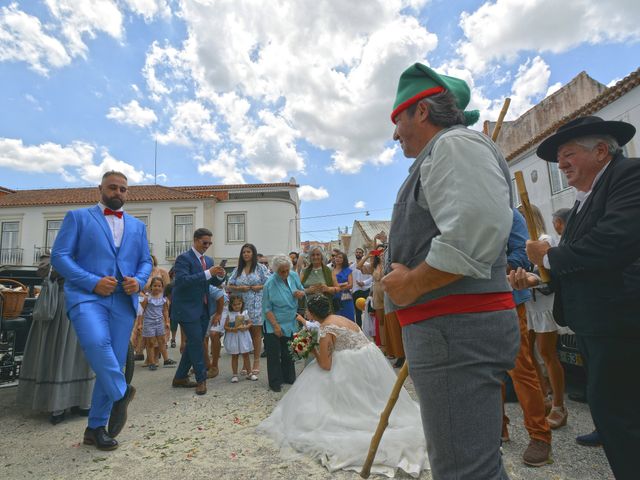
[32,274,59,323]
[332,295,342,313]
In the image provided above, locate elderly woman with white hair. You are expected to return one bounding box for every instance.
[261,255,306,392]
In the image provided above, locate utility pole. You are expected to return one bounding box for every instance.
[154,139,158,184]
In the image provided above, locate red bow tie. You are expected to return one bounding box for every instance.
[104,208,123,218]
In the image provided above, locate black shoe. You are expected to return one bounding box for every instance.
[163,358,177,367]
[270,385,282,392]
[107,385,136,438]
[568,392,588,403]
[71,406,91,417]
[83,426,118,451]
[133,353,145,361]
[49,412,66,425]
[170,340,176,348]
[393,357,405,369]
[576,430,602,447]
[260,350,267,358]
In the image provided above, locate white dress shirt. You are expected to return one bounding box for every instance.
[192,246,212,280]
[98,202,124,247]
[351,261,372,293]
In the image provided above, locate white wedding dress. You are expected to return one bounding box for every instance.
[257,324,429,478]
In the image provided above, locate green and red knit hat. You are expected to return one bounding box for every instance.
[391,63,480,126]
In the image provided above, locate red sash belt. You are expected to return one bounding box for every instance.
[395,292,515,327]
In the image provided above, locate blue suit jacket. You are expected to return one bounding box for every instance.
[51,205,152,313]
[171,249,225,323]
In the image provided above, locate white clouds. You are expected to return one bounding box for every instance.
[197,150,245,185]
[107,100,157,127]
[0,1,172,75]
[298,185,329,202]
[122,0,171,21]
[458,0,640,74]
[545,82,563,98]
[508,56,551,115]
[372,146,398,166]
[0,3,70,74]
[156,100,219,146]
[354,200,366,209]
[0,137,152,184]
[45,0,123,58]
[78,150,153,184]
[442,56,554,125]
[143,0,439,178]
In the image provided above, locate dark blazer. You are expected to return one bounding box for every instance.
[549,154,640,337]
[171,249,225,323]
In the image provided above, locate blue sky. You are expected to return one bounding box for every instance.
[1,0,639,243]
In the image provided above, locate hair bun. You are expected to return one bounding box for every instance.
[307,293,331,319]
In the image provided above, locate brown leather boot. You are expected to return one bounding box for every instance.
[172,376,197,388]
[195,380,207,395]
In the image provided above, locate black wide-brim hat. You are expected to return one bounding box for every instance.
[537,115,636,162]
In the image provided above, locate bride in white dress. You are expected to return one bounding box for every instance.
[257,294,429,478]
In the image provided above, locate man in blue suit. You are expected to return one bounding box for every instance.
[171,228,225,395]
[52,171,152,451]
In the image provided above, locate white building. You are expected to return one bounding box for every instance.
[0,180,300,270]
[346,220,391,261]
[494,68,640,237]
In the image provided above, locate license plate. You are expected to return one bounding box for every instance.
[558,350,583,366]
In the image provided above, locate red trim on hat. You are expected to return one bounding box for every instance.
[390,86,445,123]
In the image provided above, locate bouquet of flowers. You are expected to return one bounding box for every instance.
[288,328,319,360]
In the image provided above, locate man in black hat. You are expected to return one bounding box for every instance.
[510,116,639,480]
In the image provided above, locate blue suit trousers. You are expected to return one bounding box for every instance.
[175,306,210,383]
[69,292,134,429]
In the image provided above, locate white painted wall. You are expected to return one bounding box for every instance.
[0,193,300,270]
[347,224,368,261]
[213,199,298,265]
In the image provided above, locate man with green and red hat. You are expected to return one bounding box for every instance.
[382,63,519,479]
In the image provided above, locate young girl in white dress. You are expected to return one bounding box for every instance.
[258,294,429,478]
[223,295,255,382]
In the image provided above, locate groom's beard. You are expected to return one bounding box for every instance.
[104,197,124,210]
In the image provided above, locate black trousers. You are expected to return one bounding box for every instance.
[576,335,640,480]
[264,333,296,389]
[352,289,370,327]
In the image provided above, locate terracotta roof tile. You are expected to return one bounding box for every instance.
[0,184,203,208]
[177,181,299,191]
[506,67,640,161]
[0,181,300,208]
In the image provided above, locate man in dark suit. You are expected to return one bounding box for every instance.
[52,171,152,450]
[171,228,225,395]
[512,116,639,480]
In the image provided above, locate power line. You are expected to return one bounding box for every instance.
[297,207,392,221]
[300,227,345,234]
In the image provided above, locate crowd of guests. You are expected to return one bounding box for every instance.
[91,234,399,395]
[13,207,607,466]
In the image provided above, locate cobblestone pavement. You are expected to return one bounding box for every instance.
[0,345,612,480]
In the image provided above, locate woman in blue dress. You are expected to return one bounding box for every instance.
[228,243,269,376]
[332,251,355,321]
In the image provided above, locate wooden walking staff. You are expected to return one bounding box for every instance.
[491,97,511,142]
[514,171,551,283]
[360,361,409,478]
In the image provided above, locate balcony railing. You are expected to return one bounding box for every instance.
[0,248,24,266]
[33,246,52,265]
[165,241,191,259]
